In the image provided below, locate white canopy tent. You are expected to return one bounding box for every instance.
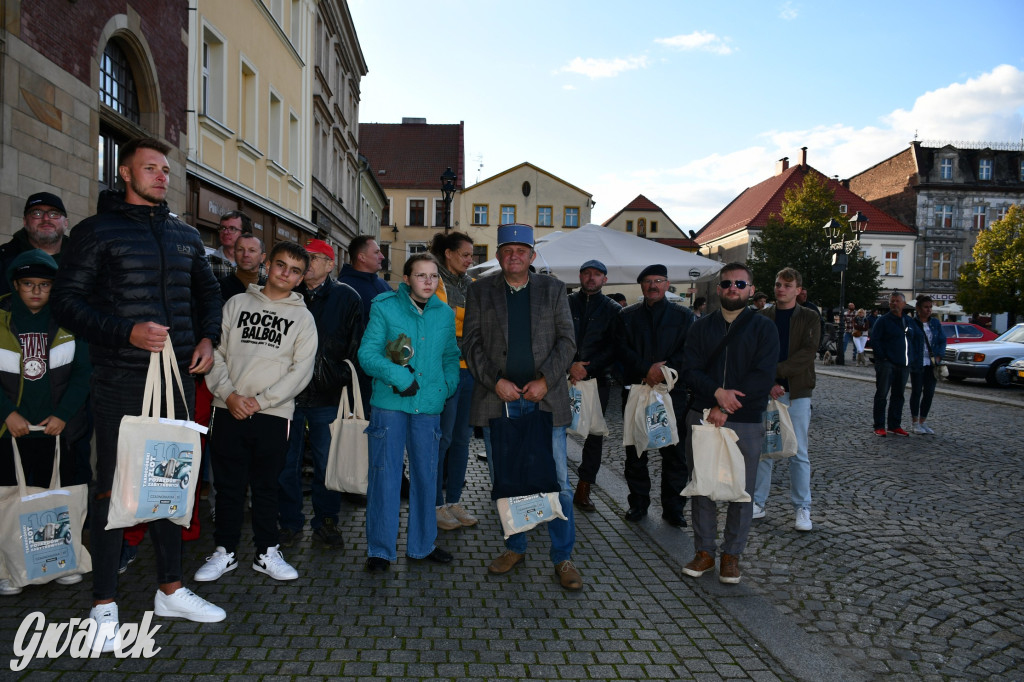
[932,302,964,315]
[468,223,721,285]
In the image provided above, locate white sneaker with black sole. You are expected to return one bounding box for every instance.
[752,502,766,519]
[154,587,226,622]
[194,546,237,582]
[253,545,298,581]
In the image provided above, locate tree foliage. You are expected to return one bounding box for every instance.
[957,204,1024,323]
[748,173,883,311]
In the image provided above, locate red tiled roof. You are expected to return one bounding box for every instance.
[358,121,464,190]
[653,237,699,250]
[623,194,661,212]
[602,194,683,234]
[695,164,915,243]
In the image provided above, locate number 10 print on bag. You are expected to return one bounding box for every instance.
[19,506,77,581]
[138,440,194,519]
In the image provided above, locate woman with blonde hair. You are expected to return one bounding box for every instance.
[852,308,870,364]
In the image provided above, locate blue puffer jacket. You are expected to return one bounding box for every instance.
[357,284,460,415]
[910,316,946,369]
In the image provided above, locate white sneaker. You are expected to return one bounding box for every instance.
[436,506,461,531]
[0,578,23,595]
[752,502,766,519]
[795,508,812,532]
[194,546,238,582]
[921,423,935,435]
[154,586,226,622]
[89,602,119,653]
[55,572,83,585]
[447,503,478,527]
[912,424,928,435]
[253,545,298,581]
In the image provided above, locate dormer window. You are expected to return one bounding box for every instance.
[979,159,993,180]
[939,158,953,180]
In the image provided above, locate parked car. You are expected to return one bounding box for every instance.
[1007,356,1024,387]
[865,321,1004,363]
[943,323,1024,386]
[942,322,999,344]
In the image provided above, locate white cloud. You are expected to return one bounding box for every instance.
[557,55,649,79]
[779,2,799,21]
[592,65,1024,231]
[655,31,734,56]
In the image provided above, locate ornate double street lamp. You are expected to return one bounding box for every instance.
[823,211,869,365]
[440,167,457,234]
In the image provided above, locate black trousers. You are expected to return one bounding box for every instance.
[576,378,610,484]
[91,369,192,601]
[622,386,689,513]
[209,408,288,556]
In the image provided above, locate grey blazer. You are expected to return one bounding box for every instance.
[463,271,576,427]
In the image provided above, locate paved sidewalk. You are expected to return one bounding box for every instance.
[4,453,801,679]
[3,364,1020,679]
[586,367,1024,681]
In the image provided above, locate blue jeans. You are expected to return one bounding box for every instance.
[908,368,937,420]
[279,405,340,531]
[873,359,909,429]
[753,394,811,510]
[365,408,440,561]
[436,368,474,506]
[482,398,575,564]
[842,332,854,359]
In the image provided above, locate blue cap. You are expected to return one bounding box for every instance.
[580,259,607,274]
[497,223,534,248]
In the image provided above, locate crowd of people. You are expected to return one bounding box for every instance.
[1,135,953,655]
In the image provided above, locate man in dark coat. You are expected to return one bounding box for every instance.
[51,137,226,651]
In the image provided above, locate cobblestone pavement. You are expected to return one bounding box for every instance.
[588,361,1024,681]
[3,450,796,678]
[3,360,1020,680]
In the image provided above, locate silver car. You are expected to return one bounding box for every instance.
[943,323,1024,386]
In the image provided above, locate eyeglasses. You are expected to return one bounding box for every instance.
[411,273,440,282]
[26,210,63,220]
[309,254,333,263]
[718,280,749,290]
[16,280,53,292]
[219,226,241,233]
[641,278,668,286]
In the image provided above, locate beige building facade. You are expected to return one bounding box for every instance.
[460,162,594,264]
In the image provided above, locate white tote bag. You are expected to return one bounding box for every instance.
[760,398,798,460]
[681,411,751,502]
[0,430,92,587]
[567,378,608,438]
[325,360,369,494]
[621,366,679,451]
[106,338,206,530]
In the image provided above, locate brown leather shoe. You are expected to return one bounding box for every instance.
[487,550,525,575]
[573,481,596,512]
[681,550,715,577]
[555,560,583,591]
[719,553,741,584]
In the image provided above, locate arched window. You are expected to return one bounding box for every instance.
[98,40,141,191]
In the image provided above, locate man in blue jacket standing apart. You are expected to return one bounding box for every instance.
[870,291,919,437]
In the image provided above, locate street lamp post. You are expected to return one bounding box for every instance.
[823,211,869,366]
[440,167,457,234]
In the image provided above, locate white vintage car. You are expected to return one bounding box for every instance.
[943,323,1024,386]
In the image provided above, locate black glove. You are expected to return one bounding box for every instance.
[395,378,419,397]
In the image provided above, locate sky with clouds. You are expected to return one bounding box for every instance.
[348,1,1024,234]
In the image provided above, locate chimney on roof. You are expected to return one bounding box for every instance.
[402,117,427,124]
[799,147,808,167]
[775,157,789,175]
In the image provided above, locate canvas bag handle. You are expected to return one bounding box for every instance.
[341,359,365,420]
[141,337,193,422]
[11,425,61,496]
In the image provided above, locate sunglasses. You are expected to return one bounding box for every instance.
[718,280,749,290]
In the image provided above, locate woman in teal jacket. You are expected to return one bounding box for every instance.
[358,253,460,572]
